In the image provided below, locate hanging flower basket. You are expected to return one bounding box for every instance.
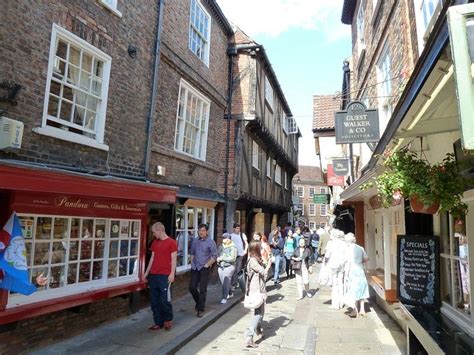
[409,195,440,215]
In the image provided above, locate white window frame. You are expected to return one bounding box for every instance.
[297,203,304,216]
[320,204,328,216]
[189,0,211,66]
[309,203,316,216]
[175,205,215,273]
[376,42,393,128]
[264,75,273,109]
[36,24,111,151]
[309,221,316,230]
[13,214,140,307]
[414,0,442,53]
[174,79,210,161]
[266,156,272,178]
[320,187,327,194]
[309,187,316,197]
[297,186,304,198]
[252,140,260,170]
[356,1,366,54]
[275,164,282,185]
[99,0,122,17]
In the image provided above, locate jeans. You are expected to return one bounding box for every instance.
[311,247,318,264]
[189,267,210,311]
[148,274,173,326]
[231,255,244,287]
[285,253,293,277]
[273,254,282,282]
[218,265,235,299]
[247,302,265,338]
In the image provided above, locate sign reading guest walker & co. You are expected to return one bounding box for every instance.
[397,235,440,308]
[335,101,380,144]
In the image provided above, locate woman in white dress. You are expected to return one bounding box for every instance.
[344,233,369,317]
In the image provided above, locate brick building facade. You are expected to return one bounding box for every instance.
[292,166,328,231]
[0,0,233,351]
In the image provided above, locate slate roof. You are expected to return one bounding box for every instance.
[312,94,341,130]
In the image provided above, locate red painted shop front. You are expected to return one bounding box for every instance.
[0,163,176,324]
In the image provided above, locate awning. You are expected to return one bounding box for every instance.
[0,161,177,203]
[177,185,225,203]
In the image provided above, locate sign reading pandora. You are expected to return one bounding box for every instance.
[335,101,380,144]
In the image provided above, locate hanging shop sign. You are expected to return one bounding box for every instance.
[448,4,474,150]
[335,101,379,144]
[313,194,330,204]
[397,235,440,308]
[332,158,349,176]
[327,164,345,186]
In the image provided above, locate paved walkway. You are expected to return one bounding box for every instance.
[177,265,407,355]
[32,265,407,355]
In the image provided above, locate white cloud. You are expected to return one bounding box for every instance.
[216,0,350,41]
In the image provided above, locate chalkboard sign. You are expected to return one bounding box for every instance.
[397,235,440,308]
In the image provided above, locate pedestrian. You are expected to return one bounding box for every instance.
[325,229,346,310]
[343,233,369,317]
[143,222,177,331]
[269,226,284,285]
[293,226,303,246]
[302,226,311,247]
[217,232,237,304]
[189,223,218,317]
[284,230,296,279]
[317,227,330,261]
[244,240,272,348]
[309,230,320,264]
[230,223,248,290]
[253,232,271,265]
[292,237,313,300]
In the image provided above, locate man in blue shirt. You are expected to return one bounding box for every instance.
[189,223,218,317]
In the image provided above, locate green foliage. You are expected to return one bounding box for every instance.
[361,149,468,217]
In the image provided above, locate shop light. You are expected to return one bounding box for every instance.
[406,65,453,131]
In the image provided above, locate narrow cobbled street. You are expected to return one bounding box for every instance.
[177,265,406,354]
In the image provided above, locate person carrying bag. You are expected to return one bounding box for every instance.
[243,241,271,348]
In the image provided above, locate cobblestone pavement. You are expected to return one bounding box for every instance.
[176,265,407,355]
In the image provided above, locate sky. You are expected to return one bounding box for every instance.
[216,0,352,167]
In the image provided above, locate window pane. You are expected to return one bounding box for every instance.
[92,261,103,280]
[95,219,106,238]
[119,259,127,276]
[108,260,118,278]
[80,240,92,259]
[51,241,66,264]
[94,240,104,259]
[68,263,77,284]
[82,219,93,238]
[129,258,137,275]
[60,100,72,122]
[120,240,129,257]
[34,242,50,266]
[69,241,79,261]
[71,218,80,239]
[111,221,120,238]
[110,240,119,258]
[79,262,91,282]
[130,240,138,256]
[53,218,68,239]
[49,266,66,289]
[440,257,452,305]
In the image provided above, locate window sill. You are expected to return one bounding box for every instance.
[99,1,123,18]
[33,126,109,151]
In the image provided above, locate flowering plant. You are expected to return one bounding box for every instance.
[361,149,468,217]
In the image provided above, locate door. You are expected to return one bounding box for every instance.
[375,212,384,270]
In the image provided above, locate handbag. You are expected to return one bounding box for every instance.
[243,269,264,309]
[291,260,302,270]
[237,268,246,292]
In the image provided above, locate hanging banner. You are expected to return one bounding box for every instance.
[327,164,345,186]
[335,101,379,144]
[332,158,350,176]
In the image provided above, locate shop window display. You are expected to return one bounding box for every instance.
[16,215,140,299]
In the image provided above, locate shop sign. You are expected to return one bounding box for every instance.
[12,192,147,217]
[313,194,330,204]
[332,158,349,176]
[448,4,474,150]
[327,164,345,186]
[397,235,440,308]
[335,101,379,144]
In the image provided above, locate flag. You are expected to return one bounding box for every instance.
[0,212,36,295]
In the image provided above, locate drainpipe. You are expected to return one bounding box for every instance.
[223,47,236,231]
[144,0,165,176]
[342,60,355,184]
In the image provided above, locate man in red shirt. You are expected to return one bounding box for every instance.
[143,222,177,331]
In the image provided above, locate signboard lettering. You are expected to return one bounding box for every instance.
[313,194,330,204]
[335,101,380,144]
[332,158,349,176]
[397,235,440,308]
